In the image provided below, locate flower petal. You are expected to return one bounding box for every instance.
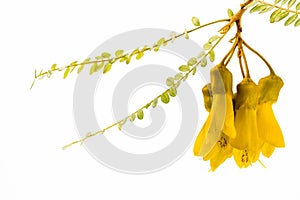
[257,103,285,147]
[262,143,275,158]
[193,115,211,156]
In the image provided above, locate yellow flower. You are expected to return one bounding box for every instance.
[230,78,263,167]
[198,64,236,157]
[193,83,233,171]
[257,75,285,149]
[194,64,236,170]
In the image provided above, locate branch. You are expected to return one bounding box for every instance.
[30,19,230,89]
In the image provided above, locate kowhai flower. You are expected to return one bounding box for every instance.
[257,75,284,157]
[194,64,236,170]
[193,83,233,171]
[230,78,263,168]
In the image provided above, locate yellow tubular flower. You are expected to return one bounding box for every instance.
[200,64,236,157]
[257,75,285,148]
[230,78,263,166]
[193,84,233,171]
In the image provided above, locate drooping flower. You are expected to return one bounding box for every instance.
[198,64,236,157]
[230,78,263,167]
[193,64,236,170]
[257,75,285,156]
[193,83,233,171]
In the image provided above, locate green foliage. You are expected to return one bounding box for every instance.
[169,87,177,97]
[208,35,219,43]
[209,51,215,62]
[192,16,201,26]
[275,11,290,22]
[200,57,208,67]
[118,119,127,131]
[103,62,112,74]
[249,0,300,27]
[270,9,281,23]
[77,64,84,74]
[288,0,297,8]
[179,65,190,72]
[161,92,170,104]
[295,18,300,26]
[191,67,197,75]
[227,9,234,18]
[129,113,136,122]
[63,68,70,79]
[152,98,158,108]
[137,109,144,120]
[166,77,175,87]
[101,52,111,58]
[51,64,57,71]
[184,29,189,39]
[115,49,124,57]
[203,42,212,50]
[250,4,268,13]
[136,52,144,60]
[187,57,197,66]
[285,14,298,25]
[297,2,300,9]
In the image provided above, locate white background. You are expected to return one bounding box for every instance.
[1,0,300,199]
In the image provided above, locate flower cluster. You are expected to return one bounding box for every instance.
[193,63,284,171]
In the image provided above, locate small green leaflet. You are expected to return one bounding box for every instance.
[188,57,197,66]
[208,35,219,43]
[166,77,175,86]
[103,63,112,74]
[161,92,170,104]
[275,11,289,22]
[115,49,124,57]
[169,87,177,97]
[63,68,70,79]
[295,18,300,26]
[209,51,215,62]
[288,0,296,8]
[227,8,234,18]
[179,65,190,72]
[192,16,201,26]
[136,52,144,60]
[77,65,84,74]
[152,98,158,108]
[101,52,111,58]
[129,113,136,122]
[270,9,282,23]
[285,14,298,26]
[296,2,300,10]
[274,0,281,4]
[137,109,144,120]
[203,43,212,50]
